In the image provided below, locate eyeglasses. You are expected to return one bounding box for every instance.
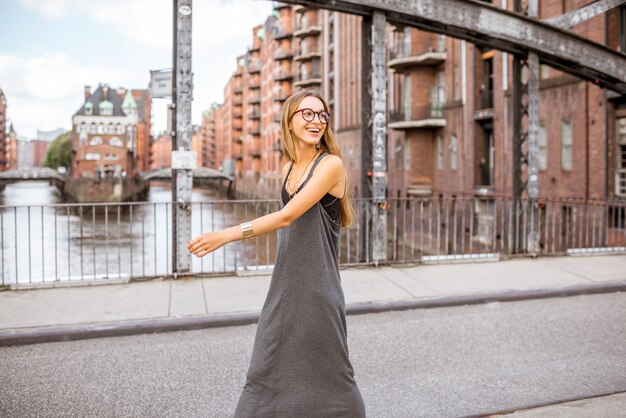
[291,108,331,124]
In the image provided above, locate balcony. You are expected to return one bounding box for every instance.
[234,84,243,94]
[249,78,261,89]
[273,141,282,152]
[273,47,293,60]
[248,149,262,158]
[233,120,243,131]
[274,2,291,11]
[248,60,261,74]
[273,25,293,40]
[293,71,322,88]
[388,36,446,73]
[248,110,261,120]
[249,126,261,135]
[248,95,261,104]
[273,68,293,82]
[273,90,289,102]
[474,89,494,121]
[294,20,322,38]
[294,47,322,62]
[389,87,446,130]
[234,136,243,144]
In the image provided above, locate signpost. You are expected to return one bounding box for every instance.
[172,0,193,276]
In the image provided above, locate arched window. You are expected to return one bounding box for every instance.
[109,136,123,147]
[97,124,104,134]
[89,136,103,146]
[108,123,115,134]
[84,102,93,115]
[90,123,97,134]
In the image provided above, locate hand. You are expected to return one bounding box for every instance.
[187,231,227,258]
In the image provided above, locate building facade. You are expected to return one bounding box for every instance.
[207,1,626,203]
[71,84,151,179]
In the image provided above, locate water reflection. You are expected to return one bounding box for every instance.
[0,181,279,285]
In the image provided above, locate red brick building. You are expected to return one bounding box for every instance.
[71,84,151,179]
[208,1,626,202]
[150,134,172,170]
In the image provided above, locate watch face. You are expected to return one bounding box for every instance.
[179,5,192,16]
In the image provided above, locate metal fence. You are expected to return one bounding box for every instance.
[1,197,625,286]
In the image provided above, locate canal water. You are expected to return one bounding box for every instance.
[0,181,280,285]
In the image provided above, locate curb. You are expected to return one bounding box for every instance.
[1,281,624,347]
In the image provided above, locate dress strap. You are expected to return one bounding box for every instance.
[298,151,329,191]
[281,162,295,191]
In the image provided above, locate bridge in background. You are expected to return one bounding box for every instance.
[0,168,67,193]
[141,167,234,194]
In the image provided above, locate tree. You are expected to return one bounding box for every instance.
[42,131,71,170]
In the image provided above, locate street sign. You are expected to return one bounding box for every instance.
[171,150,197,169]
[149,69,173,98]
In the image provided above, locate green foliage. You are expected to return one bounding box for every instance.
[42,131,72,170]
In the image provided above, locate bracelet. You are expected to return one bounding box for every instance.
[240,222,255,240]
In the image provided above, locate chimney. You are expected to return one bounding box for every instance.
[117,87,127,96]
[84,85,91,99]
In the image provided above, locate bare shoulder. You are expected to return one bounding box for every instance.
[319,154,344,173]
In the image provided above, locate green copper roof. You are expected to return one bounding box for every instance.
[122,90,138,109]
[99,100,113,110]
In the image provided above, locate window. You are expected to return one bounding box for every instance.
[538,123,548,170]
[85,153,100,161]
[436,135,444,170]
[116,123,124,134]
[84,102,93,115]
[449,134,458,170]
[108,123,115,134]
[620,6,626,53]
[561,120,573,171]
[109,137,123,147]
[453,64,461,101]
[617,117,626,196]
[403,28,411,56]
[403,75,411,120]
[97,124,104,134]
[104,153,118,161]
[90,123,96,134]
[99,100,113,116]
[89,136,103,146]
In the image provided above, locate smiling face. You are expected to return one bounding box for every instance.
[288,96,327,147]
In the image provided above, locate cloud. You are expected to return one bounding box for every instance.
[18,0,273,50]
[0,53,128,136]
[10,0,275,137]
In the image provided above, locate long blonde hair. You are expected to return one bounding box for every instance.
[280,89,356,227]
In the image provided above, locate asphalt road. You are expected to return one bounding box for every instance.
[1,293,625,418]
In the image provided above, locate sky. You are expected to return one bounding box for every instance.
[0,0,275,139]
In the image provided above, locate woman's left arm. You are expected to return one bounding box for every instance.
[188,155,345,257]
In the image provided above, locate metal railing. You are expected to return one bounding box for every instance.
[2,197,625,286]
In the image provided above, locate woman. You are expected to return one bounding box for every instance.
[187,89,366,417]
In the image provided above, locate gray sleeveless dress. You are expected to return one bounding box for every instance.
[234,153,366,417]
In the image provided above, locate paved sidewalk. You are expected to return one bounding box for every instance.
[489,391,626,417]
[0,254,625,346]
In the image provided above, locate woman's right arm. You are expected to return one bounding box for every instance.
[187,157,344,258]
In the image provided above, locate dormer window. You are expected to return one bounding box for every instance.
[99,100,114,116]
[84,102,93,115]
